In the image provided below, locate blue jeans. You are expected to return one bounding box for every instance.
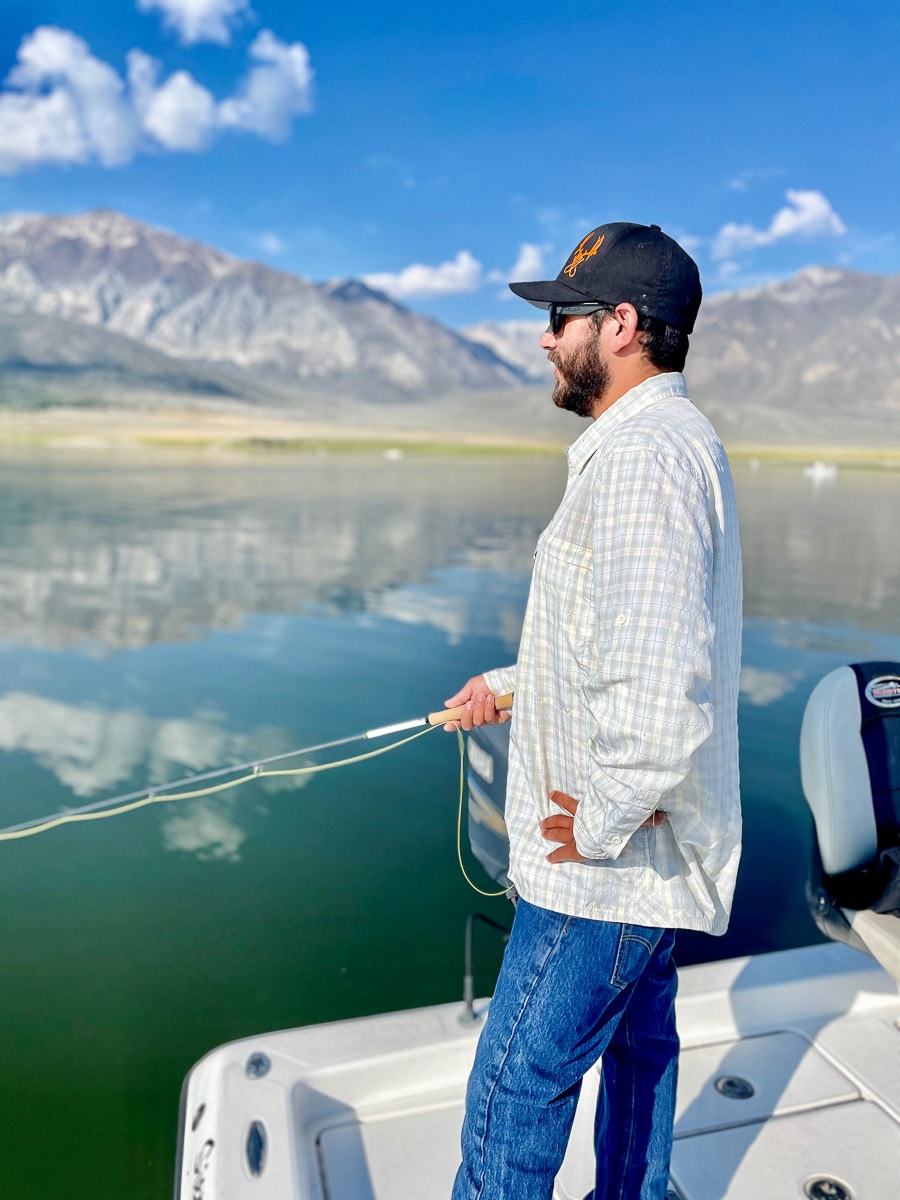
[452,899,678,1200]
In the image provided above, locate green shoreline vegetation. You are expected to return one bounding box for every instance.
[1,409,900,467]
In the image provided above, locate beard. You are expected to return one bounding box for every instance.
[549,337,611,419]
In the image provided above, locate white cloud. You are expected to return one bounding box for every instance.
[713,189,846,260]
[508,242,546,280]
[488,241,548,287]
[0,24,314,175]
[218,30,314,140]
[128,51,217,151]
[0,87,87,173]
[0,26,139,172]
[137,0,253,46]
[363,250,484,299]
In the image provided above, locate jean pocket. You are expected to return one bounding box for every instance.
[610,926,657,991]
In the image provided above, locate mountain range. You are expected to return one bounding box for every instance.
[1,209,899,445]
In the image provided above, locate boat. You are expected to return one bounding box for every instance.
[175,662,900,1200]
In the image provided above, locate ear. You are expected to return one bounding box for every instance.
[608,302,642,351]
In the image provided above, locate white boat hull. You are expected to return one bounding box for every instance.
[176,941,900,1200]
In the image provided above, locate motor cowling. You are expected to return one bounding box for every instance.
[466,722,511,887]
[800,662,900,977]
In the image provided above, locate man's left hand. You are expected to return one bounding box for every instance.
[540,791,668,863]
[540,791,587,863]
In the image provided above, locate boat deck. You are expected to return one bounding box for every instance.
[177,942,900,1200]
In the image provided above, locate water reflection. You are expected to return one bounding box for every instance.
[2,450,900,804]
[0,451,561,651]
[3,453,900,659]
[736,461,900,636]
[0,692,229,795]
[2,447,900,1200]
[738,666,802,707]
[160,798,248,862]
[0,683,314,869]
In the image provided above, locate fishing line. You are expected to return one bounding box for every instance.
[0,695,514,898]
[0,725,437,841]
[452,727,511,899]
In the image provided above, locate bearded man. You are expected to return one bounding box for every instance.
[447,223,743,1200]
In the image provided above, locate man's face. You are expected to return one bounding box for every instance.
[544,314,611,419]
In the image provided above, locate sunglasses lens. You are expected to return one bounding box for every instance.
[549,306,564,335]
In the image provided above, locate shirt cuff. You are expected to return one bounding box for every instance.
[572,809,628,860]
[483,665,516,697]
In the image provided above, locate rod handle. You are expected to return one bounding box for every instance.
[427,693,514,727]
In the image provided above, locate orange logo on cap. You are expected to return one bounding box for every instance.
[563,233,604,278]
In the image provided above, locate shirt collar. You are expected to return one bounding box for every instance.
[566,371,688,479]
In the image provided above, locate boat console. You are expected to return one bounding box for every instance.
[800,661,900,982]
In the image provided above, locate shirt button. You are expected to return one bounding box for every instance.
[610,835,622,844]
[615,613,627,626]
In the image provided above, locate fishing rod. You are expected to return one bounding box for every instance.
[0,693,514,842]
[366,692,513,738]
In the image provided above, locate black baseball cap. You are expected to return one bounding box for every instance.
[509,222,702,334]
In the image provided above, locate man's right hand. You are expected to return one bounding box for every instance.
[442,675,511,732]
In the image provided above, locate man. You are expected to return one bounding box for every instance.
[447,223,742,1200]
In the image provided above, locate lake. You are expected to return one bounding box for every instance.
[1,445,899,1199]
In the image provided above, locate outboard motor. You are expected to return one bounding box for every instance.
[466,723,511,887]
[801,662,900,982]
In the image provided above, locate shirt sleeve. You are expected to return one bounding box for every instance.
[572,447,716,860]
[483,665,517,697]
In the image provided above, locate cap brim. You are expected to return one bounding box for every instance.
[508,278,597,308]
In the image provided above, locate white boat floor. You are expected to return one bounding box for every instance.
[178,942,900,1200]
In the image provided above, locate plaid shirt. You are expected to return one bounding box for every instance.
[484,372,742,934]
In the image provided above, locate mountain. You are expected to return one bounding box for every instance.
[474,269,900,444]
[0,210,521,406]
[0,308,251,408]
[1,210,900,445]
[464,319,552,383]
[687,267,900,443]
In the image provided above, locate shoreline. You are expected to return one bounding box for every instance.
[1,407,900,467]
[0,407,564,457]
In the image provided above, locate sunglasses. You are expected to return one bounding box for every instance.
[547,302,614,336]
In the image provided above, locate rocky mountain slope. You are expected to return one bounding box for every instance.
[464,319,554,383]
[0,210,520,405]
[1,209,899,444]
[468,268,900,444]
[688,267,900,443]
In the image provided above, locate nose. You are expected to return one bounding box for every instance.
[539,327,557,350]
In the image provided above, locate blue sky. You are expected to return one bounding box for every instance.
[1,0,898,327]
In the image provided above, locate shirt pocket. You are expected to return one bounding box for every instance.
[532,538,594,708]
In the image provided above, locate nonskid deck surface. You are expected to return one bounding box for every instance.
[178,943,900,1200]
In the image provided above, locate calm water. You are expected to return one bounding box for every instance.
[1,447,899,1199]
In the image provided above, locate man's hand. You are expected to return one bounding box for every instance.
[442,675,511,732]
[540,791,668,863]
[540,791,587,863]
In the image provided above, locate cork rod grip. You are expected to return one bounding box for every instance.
[427,692,514,727]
